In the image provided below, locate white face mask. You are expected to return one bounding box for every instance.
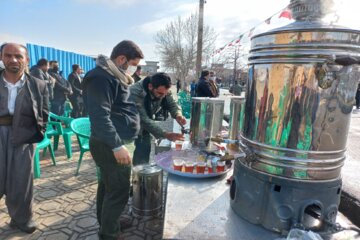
[126,65,137,75]
[210,76,216,81]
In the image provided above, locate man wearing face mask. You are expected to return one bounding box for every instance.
[129,72,186,166]
[82,40,143,240]
[196,69,217,97]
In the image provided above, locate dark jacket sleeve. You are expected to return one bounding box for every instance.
[85,76,123,149]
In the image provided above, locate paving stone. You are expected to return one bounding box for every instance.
[76,217,98,229]
[40,201,62,211]
[42,214,64,227]
[39,189,59,198]
[44,231,69,240]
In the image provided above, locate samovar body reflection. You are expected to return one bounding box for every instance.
[230,0,360,234]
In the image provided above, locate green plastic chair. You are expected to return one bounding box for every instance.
[70,117,91,175]
[64,100,73,117]
[47,112,74,159]
[34,124,57,179]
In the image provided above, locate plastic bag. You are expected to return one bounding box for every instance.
[286,229,323,240]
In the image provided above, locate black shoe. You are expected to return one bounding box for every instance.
[10,219,37,234]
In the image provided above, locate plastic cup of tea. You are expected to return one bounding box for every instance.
[196,162,206,174]
[216,161,226,172]
[184,161,195,173]
[173,159,184,171]
[175,140,183,151]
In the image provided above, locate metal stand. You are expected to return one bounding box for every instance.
[230,158,342,235]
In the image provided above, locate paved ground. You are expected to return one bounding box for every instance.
[0,134,169,240]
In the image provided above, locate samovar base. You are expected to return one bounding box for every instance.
[230,159,342,235]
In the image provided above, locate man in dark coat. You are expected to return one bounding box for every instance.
[0,43,49,234]
[83,40,144,240]
[48,60,72,116]
[68,64,84,117]
[30,58,55,100]
[196,70,217,97]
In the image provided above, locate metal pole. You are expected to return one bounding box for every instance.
[233,46,238,85]
[195,0,205,78]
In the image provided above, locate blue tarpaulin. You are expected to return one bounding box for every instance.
[26,43,96,79]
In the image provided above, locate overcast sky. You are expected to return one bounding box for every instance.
[1,0,359,63]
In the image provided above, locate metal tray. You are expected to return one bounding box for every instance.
[154,150,231,178]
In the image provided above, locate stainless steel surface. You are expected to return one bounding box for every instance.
[290,0,334,21]
[228,96,245,141]
[240,0,360,180]
[190,97,225,148]
[162,173,358,240]
[132,164,163,217]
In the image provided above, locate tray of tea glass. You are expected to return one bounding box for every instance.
[154,149,231,178]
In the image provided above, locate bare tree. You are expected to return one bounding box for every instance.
[155,13,216,89]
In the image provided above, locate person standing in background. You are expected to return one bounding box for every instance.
[30,58,55,100]
[48,60,72,116]
[68,64,84,118]
[196,70,217,98]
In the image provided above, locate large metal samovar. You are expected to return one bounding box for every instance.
[230,0,360,234]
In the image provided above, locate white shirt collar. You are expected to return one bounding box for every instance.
[3,73,26,87]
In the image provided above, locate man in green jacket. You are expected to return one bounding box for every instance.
[129,72,186,165]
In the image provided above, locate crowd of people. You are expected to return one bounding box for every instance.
[0,41,186,240]
[0,40,246,239]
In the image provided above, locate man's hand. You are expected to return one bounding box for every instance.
[113,146,132,165]
[165,132,184,142]
[175,115,187,126]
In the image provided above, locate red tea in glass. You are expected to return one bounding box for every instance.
[196,162,206,174]
[216,161,225,172]
[184,161,195,173]
[173,159,183,171]
[175,141,183,151]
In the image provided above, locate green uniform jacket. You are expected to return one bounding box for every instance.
[129,79,182,138]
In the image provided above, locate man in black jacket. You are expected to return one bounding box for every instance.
[30,58,55,100]
[196,70,217,97]
[48,60,72,116]
[0,43,49,234]
[68,64,84,117]
[83,40,144,240]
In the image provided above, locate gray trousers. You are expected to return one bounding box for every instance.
[0,126,34,224]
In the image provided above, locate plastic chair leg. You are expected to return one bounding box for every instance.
[63,134,72,159]
[34,149,41,179]
[75,150,84,176]
[48,144,56,166]
[43,147,47,156]
[53,136,60,151]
